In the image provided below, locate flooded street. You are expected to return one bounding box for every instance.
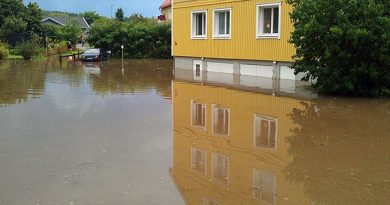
[1,59,390,205]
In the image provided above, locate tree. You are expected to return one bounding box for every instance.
[0,0,25,26]
[83,11,104,24]
[0,17,28,47]
[25,2,43,37]
[115,8,124,21]
[287,0,390,97]
[59,20,83,45]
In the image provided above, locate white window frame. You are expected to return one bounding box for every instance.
[253,114,278,150]
[212,8,232,39]
[191,100,207,130]
[211,104,230,136]
[191,10,208,39]
[256,3,281,39]
[191,146,207,175]
[211,152,229,186]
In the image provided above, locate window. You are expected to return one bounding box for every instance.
[191,147,207,174]
[253,169,276,205]
[191,101,206,128]
[257,3,281,38]
[212,153,229,185]
[212,105,230,136]
[254,115,277,149]
[213,8,231,38]
[192,11,207,39]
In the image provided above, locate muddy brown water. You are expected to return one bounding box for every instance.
[0,59,389,205]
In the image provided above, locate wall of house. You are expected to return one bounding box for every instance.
[171,81,309,204]
[162,7,172,20]
[172,0,295,63]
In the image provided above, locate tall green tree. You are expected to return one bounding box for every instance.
[115,8,124,21]
[0,0,25,26]
[287,0,390,97]
[25,2,43,36]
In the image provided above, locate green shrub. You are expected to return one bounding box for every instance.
[15,41,42,60]
[87,19,171,59]
[287,0,390,97]
[0,43,9,59]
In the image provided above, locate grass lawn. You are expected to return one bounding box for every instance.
[7,54,24,59]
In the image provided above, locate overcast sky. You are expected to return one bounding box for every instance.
[23,0,162,17]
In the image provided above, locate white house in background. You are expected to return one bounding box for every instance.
[42,16,91,34]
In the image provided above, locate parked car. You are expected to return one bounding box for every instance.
[81,48,110,61]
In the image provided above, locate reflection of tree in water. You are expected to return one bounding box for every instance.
[0,61,46,105]
[90,59,172,98]
[284,99,390,204]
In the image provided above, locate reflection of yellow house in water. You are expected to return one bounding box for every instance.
[171,79,311,204]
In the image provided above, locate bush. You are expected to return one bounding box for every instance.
[87,18,171,58]
[15,41,42,60]
[0,43,9,59]
[287,0,390,97]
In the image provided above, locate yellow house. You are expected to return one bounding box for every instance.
[170,76,312,204]
[172,0,303,80]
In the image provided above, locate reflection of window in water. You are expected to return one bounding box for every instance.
[212,105,230,136]
[203,197,220,205]
[253,169,276,205]
[191,101,206,128]
[254,115,277,149]
[212,153,229,185]
[191,147,206,174]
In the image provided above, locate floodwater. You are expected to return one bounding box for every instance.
[0,59,389,205]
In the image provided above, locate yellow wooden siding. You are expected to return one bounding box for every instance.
[172,0,295,62]
[172,81,309,204]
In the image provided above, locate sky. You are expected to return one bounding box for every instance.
[23,0,162,17]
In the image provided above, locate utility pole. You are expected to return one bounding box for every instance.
[111,4,114,19]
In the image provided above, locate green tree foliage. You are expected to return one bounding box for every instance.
[83,11,104,24]
[59,20,83,45]
[0,17,28,47]
[115,8,124,22]
[0,0,25,26]
[287,0,390,97]
[87,18,171,58]
[25,2,43,36]
[0,0,44,48]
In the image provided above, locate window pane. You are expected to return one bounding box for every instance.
[192,148,206,173]
[196,14,201,35]
[273,8,279,34]
[226,12,230,35]
[255,117,277,149]
[192,103,205,127]
[213,153,229,184]
[263,8,272,33]
[253,170,276,204]
[218,12,226,35]
[203,13,206,35]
